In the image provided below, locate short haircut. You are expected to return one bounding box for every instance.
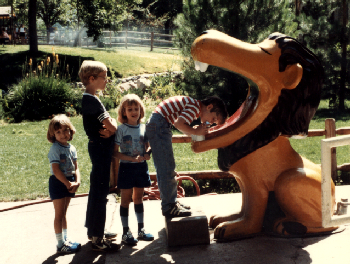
[47,114,76,143]
[201,96,228,125]
[78,60,108,86]
[117,94,145,124]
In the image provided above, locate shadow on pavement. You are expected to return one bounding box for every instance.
[41,242,107,264]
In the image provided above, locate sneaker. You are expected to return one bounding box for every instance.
[91,238,120,252]
[88,231,117,240]
[137,228,154,241]
[163,203,192,218]
[57,241,80,254]
[66,240,81,250]
[176,201,191,210]
[122,230,138,245]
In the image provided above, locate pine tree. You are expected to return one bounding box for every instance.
[295,0,349,109]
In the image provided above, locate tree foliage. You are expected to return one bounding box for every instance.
[175,0,350,112]
[294,0,349,109]
[79,0,141,41]
[174,0,293,114]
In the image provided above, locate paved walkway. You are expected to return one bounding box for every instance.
[1,187,350,264]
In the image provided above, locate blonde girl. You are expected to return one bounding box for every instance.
[47,114,81,253]
[113,94,154,245]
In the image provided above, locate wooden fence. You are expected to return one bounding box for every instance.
[34,30,177,50]
[147,118,350,182]
[102,30,177,51]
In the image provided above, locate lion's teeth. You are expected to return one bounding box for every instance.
[194,61,209,72]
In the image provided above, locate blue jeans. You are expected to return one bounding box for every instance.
[146,113,177,212]
[85,137,114,237]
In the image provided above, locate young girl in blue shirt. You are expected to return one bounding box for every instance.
[113,94,154,245]
[47,114,81,254]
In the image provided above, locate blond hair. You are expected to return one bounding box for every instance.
[78,60,108,86]
[117,94,145,124]
[47,114,76,143]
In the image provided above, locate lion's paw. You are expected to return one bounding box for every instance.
[214,222,227,239]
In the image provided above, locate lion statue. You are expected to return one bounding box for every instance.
[191,30,339,240]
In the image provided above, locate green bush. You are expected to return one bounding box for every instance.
[3,76,82,122]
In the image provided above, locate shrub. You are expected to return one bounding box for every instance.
[3,76,82,122]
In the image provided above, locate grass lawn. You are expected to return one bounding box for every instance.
[0,109,219,201]
[1,100,350,202]
[0,45,183,92]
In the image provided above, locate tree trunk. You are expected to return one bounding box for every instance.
[28,0,38,53]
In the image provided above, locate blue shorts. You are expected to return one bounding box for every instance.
[49,175,76,200]
[117,162,151,189]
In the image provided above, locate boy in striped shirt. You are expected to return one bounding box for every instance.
[145,96,228,217]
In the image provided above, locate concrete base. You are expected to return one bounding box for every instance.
[165,209,210,247]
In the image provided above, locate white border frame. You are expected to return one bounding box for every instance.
[321,135,350,227]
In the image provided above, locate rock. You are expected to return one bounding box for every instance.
[137,78,152,91]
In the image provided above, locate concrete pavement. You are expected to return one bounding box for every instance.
[1,187,350,264]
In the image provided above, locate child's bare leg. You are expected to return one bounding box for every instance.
[121,189,133,208]
[62,197,72,230]
[53,198,66,234]
[133,187,144,204]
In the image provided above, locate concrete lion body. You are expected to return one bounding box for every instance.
[190,30,338,240]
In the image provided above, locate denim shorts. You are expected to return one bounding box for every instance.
[49,175,76,200]
[117,162,151,189]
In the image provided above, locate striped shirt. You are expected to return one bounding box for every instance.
[154,96,201,124]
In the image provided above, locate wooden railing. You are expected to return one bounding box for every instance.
[102,30,178,51]
[148,118,350,182]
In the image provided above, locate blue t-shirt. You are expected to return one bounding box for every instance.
[115,123,147,163]
[48,142,77,176]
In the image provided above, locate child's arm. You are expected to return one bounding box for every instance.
[113,145,145,163]
[51,163,73,190]
[102,117,118,133]
[99,125,115,138]
[173,117,208,136]
[110,144,120,189]
[143,142,151,161]
[69,160,81,193]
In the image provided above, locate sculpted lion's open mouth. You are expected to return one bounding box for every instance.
[193,61,259,140]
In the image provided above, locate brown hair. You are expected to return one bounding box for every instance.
[47,114,76,143]
[78,60,108,86]
[117,94,145,124]
[201,96,228,125]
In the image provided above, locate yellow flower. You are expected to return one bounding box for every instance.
[38,65,42,71]
[55,54,59,64]
[41,61,44,67]
[47,57,50,65]
[29,58,32,66]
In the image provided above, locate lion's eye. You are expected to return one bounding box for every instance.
[260,47,272,55]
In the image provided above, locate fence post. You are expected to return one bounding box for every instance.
[125,29,128,49]
[325,118,337,181]
[110,31,111,48]
[151,32,154,51]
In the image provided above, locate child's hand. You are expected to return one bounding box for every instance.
[65,181,73,191]
[194,123,209,136]
[134,155,145,162]
[99,128,113,138]
[69,182,80,193]
[144,154,151,160]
